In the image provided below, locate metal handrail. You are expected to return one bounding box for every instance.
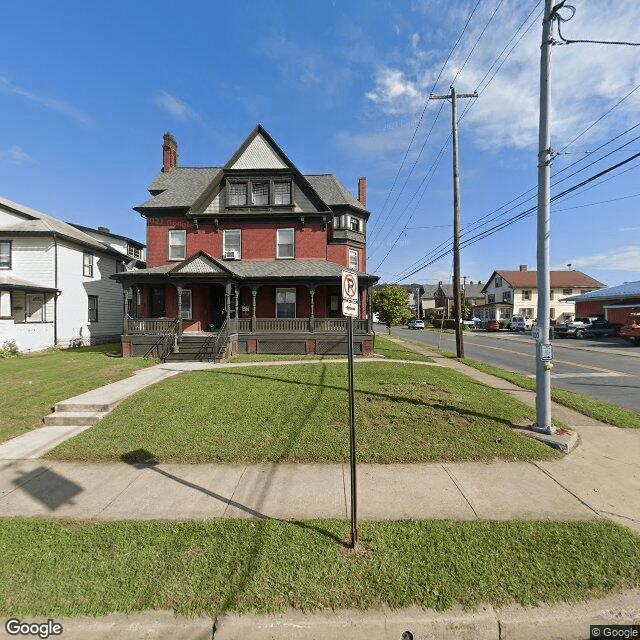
[209,316,230,362]
[144,317,179,361]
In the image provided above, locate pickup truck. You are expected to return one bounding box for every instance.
[553,317,599,339]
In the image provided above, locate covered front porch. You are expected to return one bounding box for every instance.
[114,253,378,360]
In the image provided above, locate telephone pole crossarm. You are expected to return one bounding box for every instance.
[429,87,478,358]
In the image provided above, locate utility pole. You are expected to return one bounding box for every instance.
[534,0,556,434]
[430,87,477,358]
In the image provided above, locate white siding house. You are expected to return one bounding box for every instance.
[0,196,144,352]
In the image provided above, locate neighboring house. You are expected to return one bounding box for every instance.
[0,195,145,352]
[114,125,379,360]
[561,281,640,325]
[477,265,605,324]
[421,281,484,318]
[69,224,146,269]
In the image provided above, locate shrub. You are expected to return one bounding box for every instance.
[0,339,20,358]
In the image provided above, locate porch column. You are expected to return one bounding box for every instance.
[367,286,373,333]
[176,285,184,336]
[309,288,315,332]
[234,286,239,332]
[225,283,231,326]
[122,287,130,335]
[251,287,258,333]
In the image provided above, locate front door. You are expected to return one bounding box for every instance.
[209,284,226,331]
[150,287,166,318]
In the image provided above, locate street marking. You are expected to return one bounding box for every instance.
[526,372,624,379]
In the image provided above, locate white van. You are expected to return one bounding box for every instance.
[509,316,533,332]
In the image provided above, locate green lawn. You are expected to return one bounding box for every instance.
[0,345,158,442]
[372,335,434,362]
[46,361,558,463]
[1,518,638,617]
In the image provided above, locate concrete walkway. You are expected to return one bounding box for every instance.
[1,343,639,639]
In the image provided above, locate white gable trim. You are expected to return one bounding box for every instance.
[230,133,288,170]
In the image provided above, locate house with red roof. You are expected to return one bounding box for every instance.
[477,265,605,325]
[114,125,379,360]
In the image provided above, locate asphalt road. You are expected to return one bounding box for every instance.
[387,325,640,413]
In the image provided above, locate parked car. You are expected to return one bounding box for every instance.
[619,313,640,345]
[582,318,620,339]
[408,319,425,330]
[554,317,599,338]
[485,320,500,331]
[508,316,534,332]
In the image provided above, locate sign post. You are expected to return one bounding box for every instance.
[341,269,359,549]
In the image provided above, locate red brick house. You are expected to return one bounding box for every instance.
[114,125,379,360]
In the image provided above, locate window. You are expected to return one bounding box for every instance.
[521,307,534,317]
[0,291,11,317]
[116,260,126,273]
[276,228,295,258]
[274,182,291,205]
[562,288,572,296]
[127,244,141,258]
[549,289,554,300]
[522,289,531,300]
[0,241,11,269]
[502,291,511,302]
[83,252,93,277]
[487,294,495,303]
[251,182,269,206]
[223,229,241,259]
[349,249,359,271]
[276,288,296,318]
[494,276,502,288]
[27,293,45,322]
[228,183,247,206]
[168,230,186,261]
[180,289,192,320]
[350,217,361,232]
[88,295,98,322]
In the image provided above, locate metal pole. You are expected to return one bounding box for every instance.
[535,0,555,434]
[347,315,358,548]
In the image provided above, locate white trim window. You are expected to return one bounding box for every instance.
[522,289,532,300]
[276,288,296,318]
[223,229,241,259]
[0,290,11,317]
[180,289,192,320]
[0,241,11,269]
[349,249,359,271]
[276,228,295,259]
[83,252,93,277]
[88,295,98,322]
[168,230,186,261]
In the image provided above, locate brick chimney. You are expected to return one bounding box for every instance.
[98,227,110,235]
[162,132,179,172]
[358,177,367,207]
[519,264,527,272]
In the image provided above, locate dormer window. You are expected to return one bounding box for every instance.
[350,217,360,232]
[229,183,247,206]
[251,182,269,206]
[274,182,291,205]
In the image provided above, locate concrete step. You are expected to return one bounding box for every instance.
[54,401,113,413]
[43,411,107,426]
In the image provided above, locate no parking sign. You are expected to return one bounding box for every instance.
[342,270,359,317]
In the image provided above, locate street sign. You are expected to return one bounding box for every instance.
[540,343,553,362]
[342,269,358,302]
[531,326,541,341]
[342,299,359,317]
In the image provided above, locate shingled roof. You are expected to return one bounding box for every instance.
[481,269,605,292]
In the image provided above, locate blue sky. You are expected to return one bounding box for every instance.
[1,0,639,288]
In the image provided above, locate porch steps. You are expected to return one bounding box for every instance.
[163,334,229,363]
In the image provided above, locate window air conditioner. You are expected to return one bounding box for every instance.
[224,250,239,260]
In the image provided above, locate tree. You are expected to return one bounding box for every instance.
[372,286,413,326]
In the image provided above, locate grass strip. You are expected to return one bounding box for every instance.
[373,335,434,362]
[46,362,557,463]
[0,345,158,442]
[1,518,638,617]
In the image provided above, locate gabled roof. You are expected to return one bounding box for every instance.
[169,251,234,276]
[0,195,132,259]
[135,125,368,218]
[69,223,145,248]
[481,269,605,293]
[562,281,640,301]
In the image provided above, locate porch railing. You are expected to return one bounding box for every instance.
[234,318,368,333]
[141,317,179,361]
[127,318,178,335]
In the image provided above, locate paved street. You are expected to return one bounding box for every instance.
[391,325,640,412]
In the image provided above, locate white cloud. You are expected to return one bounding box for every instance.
[0,77,92,125]
[154,91,200,122]
[569,246,640,272]
[0,146,31,164]
[363,0,640,152]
